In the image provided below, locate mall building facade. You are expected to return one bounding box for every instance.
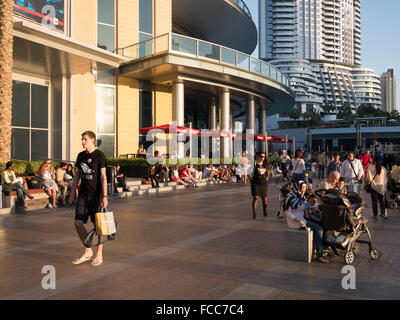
[11,0,294,161]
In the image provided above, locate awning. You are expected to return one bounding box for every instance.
[139,124,200,135]
[12,18,127,77]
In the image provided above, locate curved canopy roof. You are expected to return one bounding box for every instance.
[172,0,257,55]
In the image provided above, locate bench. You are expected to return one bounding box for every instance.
[2,188,50,212]
[283,228,314,264]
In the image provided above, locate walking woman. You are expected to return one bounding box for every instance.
[291,149,307,184]
[251,153,271,219]
[366,155,388,220]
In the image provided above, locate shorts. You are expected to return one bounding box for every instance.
[75,196,101,224]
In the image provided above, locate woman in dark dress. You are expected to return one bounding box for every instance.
[251,153,271,219]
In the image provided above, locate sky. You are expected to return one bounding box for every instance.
[245,0,400,107]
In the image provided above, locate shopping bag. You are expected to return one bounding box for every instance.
[95,208,117,236]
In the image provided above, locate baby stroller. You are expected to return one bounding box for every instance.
[275,177,292,218]
[386,178,400,209]
[315,189,382,264]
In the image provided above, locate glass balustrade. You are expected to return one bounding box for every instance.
[117,33,291,90]
[198,41,220,60]
[221,47,236,65]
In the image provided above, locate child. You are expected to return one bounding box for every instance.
[336,177,347,194]
[304,194,321,223]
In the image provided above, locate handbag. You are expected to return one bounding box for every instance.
[365,172,378,194]
[95,208,117,236]
[83,226,117,248]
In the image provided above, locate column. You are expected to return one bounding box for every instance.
[259,105,266,153]
[208,97,217,130]
[172,80,184,158]
[220,88,230,159]
[246,96,255,132]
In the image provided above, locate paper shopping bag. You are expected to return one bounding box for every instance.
[95,208,117,236]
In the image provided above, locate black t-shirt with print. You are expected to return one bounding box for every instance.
[75,149,106,198]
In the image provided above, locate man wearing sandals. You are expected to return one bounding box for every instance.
[69,130,108,267]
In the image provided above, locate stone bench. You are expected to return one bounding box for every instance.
[283,228,314,264]
[2,188,50,213]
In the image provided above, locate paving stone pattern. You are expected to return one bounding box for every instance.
[0,180,400,300]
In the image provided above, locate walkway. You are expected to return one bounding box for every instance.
[0,182,400,300]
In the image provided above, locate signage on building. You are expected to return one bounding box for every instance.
[333,138,339,147]
[13,0,64,32]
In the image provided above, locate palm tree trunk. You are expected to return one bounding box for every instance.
[0,0,14,163]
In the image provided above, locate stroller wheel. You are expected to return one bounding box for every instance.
[387,200,397,209]
[352,243,360,255]
[369,248,382,260]
[344,251,355,265]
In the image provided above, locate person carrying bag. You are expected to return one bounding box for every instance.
[366,156,388,220]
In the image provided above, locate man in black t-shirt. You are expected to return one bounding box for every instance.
[69,130,108,267]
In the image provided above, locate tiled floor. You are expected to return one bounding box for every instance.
[0,180,399,300]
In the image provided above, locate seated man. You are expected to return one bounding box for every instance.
[156,162,170,183]
[316,171,340,196]
[286,181,329,264]
[203,164,217,181]
[189,163,202,182]
[114,165,129,192]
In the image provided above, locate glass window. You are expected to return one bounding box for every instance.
[11,128,29,161]
[97,24,115,52]
[98,0,115,25]
[11,80,49,161]
[12,81,30,127]
[31,130,48,161]
[139,91,152,128]
[96,86,115,134]
[97,70,116,86]
[139,0,153,34]
[97,135,115,158]
[31,84,48,129]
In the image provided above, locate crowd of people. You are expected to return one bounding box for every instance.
[141,160,253,188]
[1,160,77,209]
[259,147,400,264]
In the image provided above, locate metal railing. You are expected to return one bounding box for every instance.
[116,33,292,89]
[230,0,252,18]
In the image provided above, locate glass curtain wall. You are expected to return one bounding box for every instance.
[11,80,49,161]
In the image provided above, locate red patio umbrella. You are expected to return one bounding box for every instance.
[197,130,236,138]
[269,135,293,143]
[139,124,200,135]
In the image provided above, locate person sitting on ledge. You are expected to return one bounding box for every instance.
[285,180,329,264]
[171,165,191,188]
[1,161,34,209]
[114,165,129,193]
[179,164,198,187]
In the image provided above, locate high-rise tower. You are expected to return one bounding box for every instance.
[380,69,397,113]
[259,0,381,113]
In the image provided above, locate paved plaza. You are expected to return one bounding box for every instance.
[0,181,400,300]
